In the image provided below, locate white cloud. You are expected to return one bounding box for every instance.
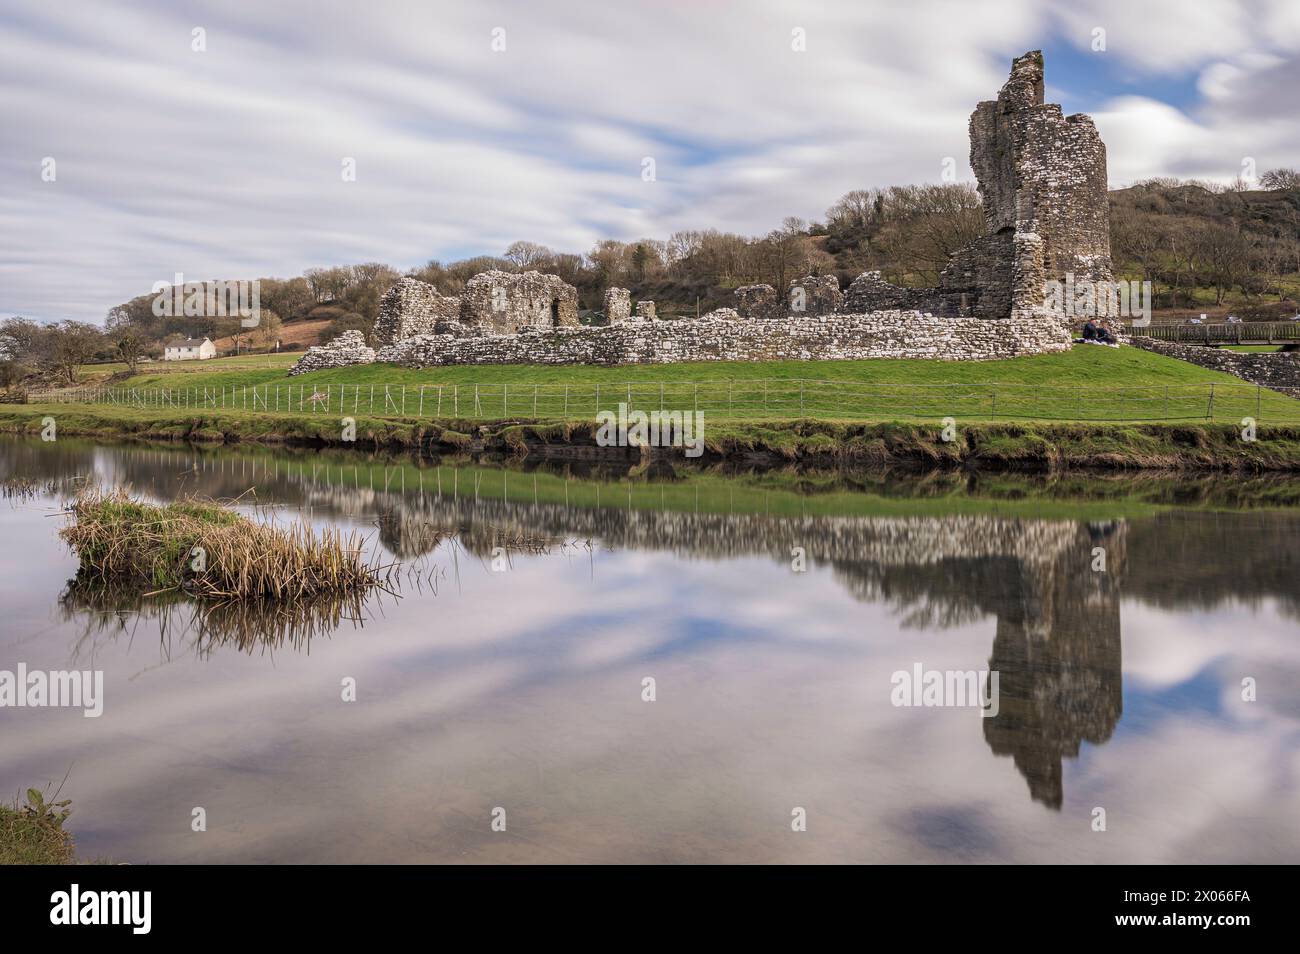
[2,0,1300,322]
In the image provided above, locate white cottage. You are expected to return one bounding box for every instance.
[163,337,216,361]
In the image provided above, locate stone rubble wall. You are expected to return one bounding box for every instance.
[701,307,740,322]
[288,330,376,375]
[843,271,941,314]
[634,300,657,319]
[1129,338,1300,394]
[459,269,580,333]
[371,278,460,347]
[373,310,1072,368]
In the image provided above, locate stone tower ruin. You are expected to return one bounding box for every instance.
[850,51,1112,319]
[942,50,1112,317]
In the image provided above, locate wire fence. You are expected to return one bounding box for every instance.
[28,378,1300,423]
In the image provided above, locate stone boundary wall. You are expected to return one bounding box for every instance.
[288,330,376,375]
[1130,338,1300,393]
[374,311,1072,367]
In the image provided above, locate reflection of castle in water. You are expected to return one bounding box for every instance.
[11,441,1300,809]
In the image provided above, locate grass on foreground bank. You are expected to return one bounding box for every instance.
[61,346,1300,424]
[7,404,1300,471]
[1,789,76,865]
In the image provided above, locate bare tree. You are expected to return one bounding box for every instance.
[110,324,149,374]
[1195,223,1254,304]
[503,241,554,270]
[1260,168,1300,191]
[47,321,105,384]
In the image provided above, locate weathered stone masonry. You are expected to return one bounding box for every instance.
[851,51,1112,319]
[288,329,375,375]
[458,269,579,333]
[374,311,1070,367]
[372,278,460,346]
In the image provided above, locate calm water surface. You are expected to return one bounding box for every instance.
[1,437,1298,863]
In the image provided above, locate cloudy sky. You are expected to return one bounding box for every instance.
[3,0,1299,324]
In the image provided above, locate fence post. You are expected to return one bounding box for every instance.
[419,385,424,417]
[798,381,803,417]
[1256,383,1262,420]
[1163,386,1169,420]
[504,383,508,417]
[533,384,538,417]
[563,384,569,418]
[1207,383,1216,420]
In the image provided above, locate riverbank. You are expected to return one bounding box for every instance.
[4,403,1300,471]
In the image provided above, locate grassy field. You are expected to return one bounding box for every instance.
[55,346,1300,424]
[77,352,298,383]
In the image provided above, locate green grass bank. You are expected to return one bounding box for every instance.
[5,402,1300,472]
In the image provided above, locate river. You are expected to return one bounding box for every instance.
[1,437,1297,863]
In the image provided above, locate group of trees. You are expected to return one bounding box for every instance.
[0,317,116,387]
[1110,171,1300,309]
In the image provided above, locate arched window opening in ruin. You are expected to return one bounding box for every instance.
[551,298,560,325]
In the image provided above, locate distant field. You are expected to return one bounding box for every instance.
[51,346,1300,424]
[77,352,298,383]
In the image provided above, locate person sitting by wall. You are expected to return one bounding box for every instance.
[1082,319,1098,341]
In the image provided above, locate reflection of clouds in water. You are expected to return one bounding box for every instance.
[3,440,1300,863]
[8,540,1296,864]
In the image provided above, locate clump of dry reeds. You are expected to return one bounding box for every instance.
[60,489,393,600]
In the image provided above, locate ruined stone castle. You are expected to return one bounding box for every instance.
[290,50,1098,376]
[847,50,1112,319]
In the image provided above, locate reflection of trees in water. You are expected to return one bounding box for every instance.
[1126,512,1300,620]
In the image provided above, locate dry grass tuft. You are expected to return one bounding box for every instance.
[60,489,392,600]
